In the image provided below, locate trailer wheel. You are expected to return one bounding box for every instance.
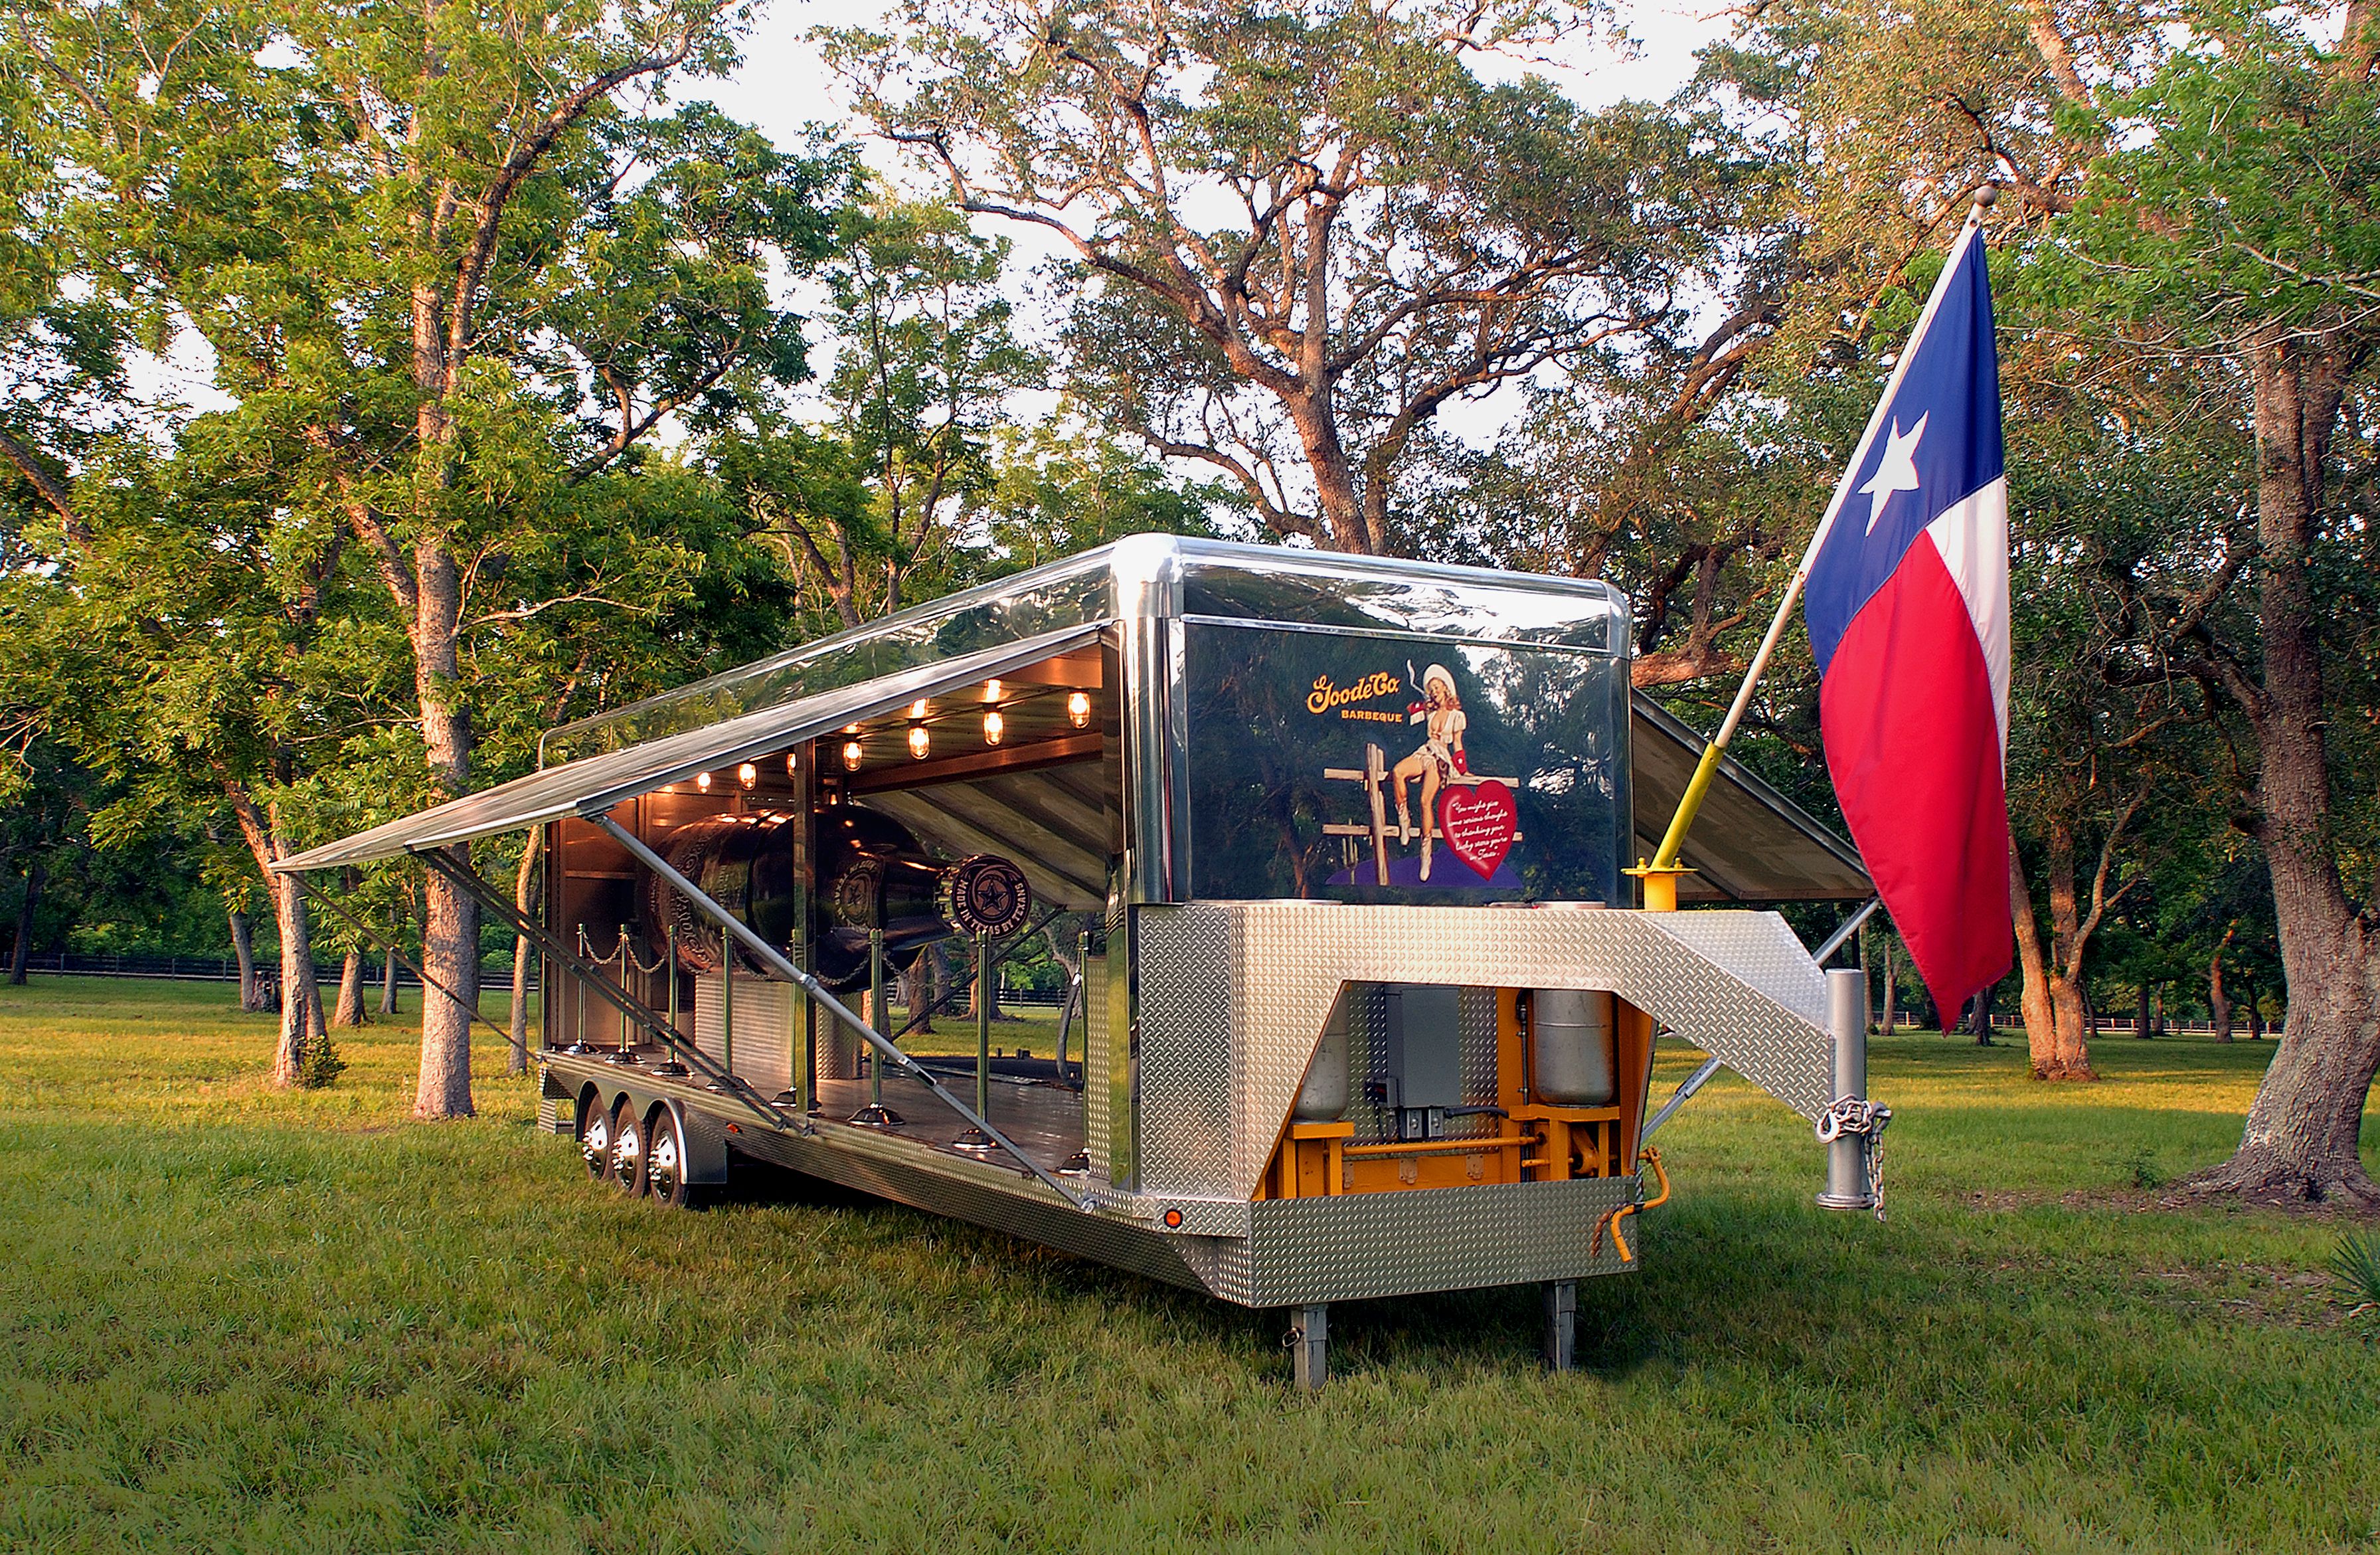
[646,1106,692,1209]
[608,1098,648,1197]
[578,1090,613,1181]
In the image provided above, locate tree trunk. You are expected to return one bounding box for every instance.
[268,871,327,1087]
[1879,939,1896,1033]
[381,943,398,1015]
[2210,929,2235,1042]
[1971,984,1995,1044]
[412,541,479,1119]
[2036,814,2099,1079]
[334,949,368,1028]
[507,829,541,1076]
[1284,389,1374,554]
[2010,834,2057,1072]
[7,856,39,985]
[2134,981,2154,1040]
[226,785,330,1086]
[230,905,260,1010]
[2181,335,2379,1206]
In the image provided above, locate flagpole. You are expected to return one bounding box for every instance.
[1635,186,1997,905]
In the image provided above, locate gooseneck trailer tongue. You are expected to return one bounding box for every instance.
[279,536,1880,1387]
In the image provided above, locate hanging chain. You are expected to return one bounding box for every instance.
[1815,1097,1893,1222]
[600,927,671,976]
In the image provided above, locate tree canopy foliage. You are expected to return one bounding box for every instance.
[0,0,2374,1199]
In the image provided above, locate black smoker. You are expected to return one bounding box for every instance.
[643,809,1031,991]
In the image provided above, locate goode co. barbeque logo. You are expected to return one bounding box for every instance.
[1313,660,1521,887]
[1306,670,1404,723]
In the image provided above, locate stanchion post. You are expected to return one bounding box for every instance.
[954,929,997,1152]
[867,928,886,1108]
[1818,967,1873,1211]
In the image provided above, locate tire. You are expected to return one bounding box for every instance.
[578,1090,613,1181]
[646,1105,692,1209]
[608,1097,648,1197]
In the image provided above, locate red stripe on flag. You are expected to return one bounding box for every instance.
[1820,533,2011,1018]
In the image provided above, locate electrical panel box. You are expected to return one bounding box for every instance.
[1384,984,1462,1140]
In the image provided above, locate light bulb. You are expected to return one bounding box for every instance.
[841,740,863,772]
[1067,690,1092,729]
[910,698,929,719]
[695,771,713,791]
[842,723,861,735]
[908,723,931,760]
[736,762,758,790]
[785,751,799,775]
[983,678,1002,702]
[983,709,1004,746]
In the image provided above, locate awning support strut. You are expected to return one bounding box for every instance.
[413,848,793,1136]
[589,813,1089,1210]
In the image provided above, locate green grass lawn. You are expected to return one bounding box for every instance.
[1,976,2374,1553]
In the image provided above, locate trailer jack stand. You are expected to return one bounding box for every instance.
[1543,1280,1578,1371]
[1288,1304,1328,1392]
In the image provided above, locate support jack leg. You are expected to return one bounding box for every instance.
[1543,1279,1577,1372]
[1290,1303,1327,1392]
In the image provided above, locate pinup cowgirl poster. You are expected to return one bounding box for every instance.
[1181,622,1628,905]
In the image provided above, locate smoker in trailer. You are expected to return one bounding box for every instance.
[280,535,1883,1387]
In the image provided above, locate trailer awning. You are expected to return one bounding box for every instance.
[1628,692,1871,902]
[274,626,1112,873]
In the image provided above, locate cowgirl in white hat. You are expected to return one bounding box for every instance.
[1392,663,1468,880]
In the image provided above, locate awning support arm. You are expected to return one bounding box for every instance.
[1640,1055,1726,1144]
[413,847,792,1135]
[590,813,1088,1210]
[292,871,523,1061]
[1813,895,1883,965]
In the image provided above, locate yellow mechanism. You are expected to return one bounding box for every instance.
[1254,989,1655,1202]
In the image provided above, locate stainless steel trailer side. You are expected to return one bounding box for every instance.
[280,536,1879,1387]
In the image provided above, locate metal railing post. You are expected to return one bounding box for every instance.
[956,931,997,1152]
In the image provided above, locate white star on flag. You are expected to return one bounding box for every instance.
[1860,412,1928,533]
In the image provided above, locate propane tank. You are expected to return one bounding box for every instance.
[1292,998,1352,1122]
[1531,988,1616,1106]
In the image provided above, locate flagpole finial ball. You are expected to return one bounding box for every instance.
[1974,183,1998,209]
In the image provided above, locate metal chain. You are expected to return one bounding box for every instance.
[1815,1097,1893,1222]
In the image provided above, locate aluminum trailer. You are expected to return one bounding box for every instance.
[280,535,1879,1387]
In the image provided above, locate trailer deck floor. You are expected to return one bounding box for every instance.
[564,1043,1091,1177]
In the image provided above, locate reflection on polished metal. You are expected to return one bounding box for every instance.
[954,931,997,1153]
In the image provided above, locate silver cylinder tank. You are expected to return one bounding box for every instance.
[1293,1000,1352,1121]
[1532,988,1616,1106]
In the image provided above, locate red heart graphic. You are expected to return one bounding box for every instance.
[1438,780,1516,880]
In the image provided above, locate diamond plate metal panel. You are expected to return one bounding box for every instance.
[1187,903,1831,1200]
[1084,950,1112,1177]
[1238,1176,1640,1306]
[1135,907,1235,1196]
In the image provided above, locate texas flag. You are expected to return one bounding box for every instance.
[1805,221,2012,1018]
